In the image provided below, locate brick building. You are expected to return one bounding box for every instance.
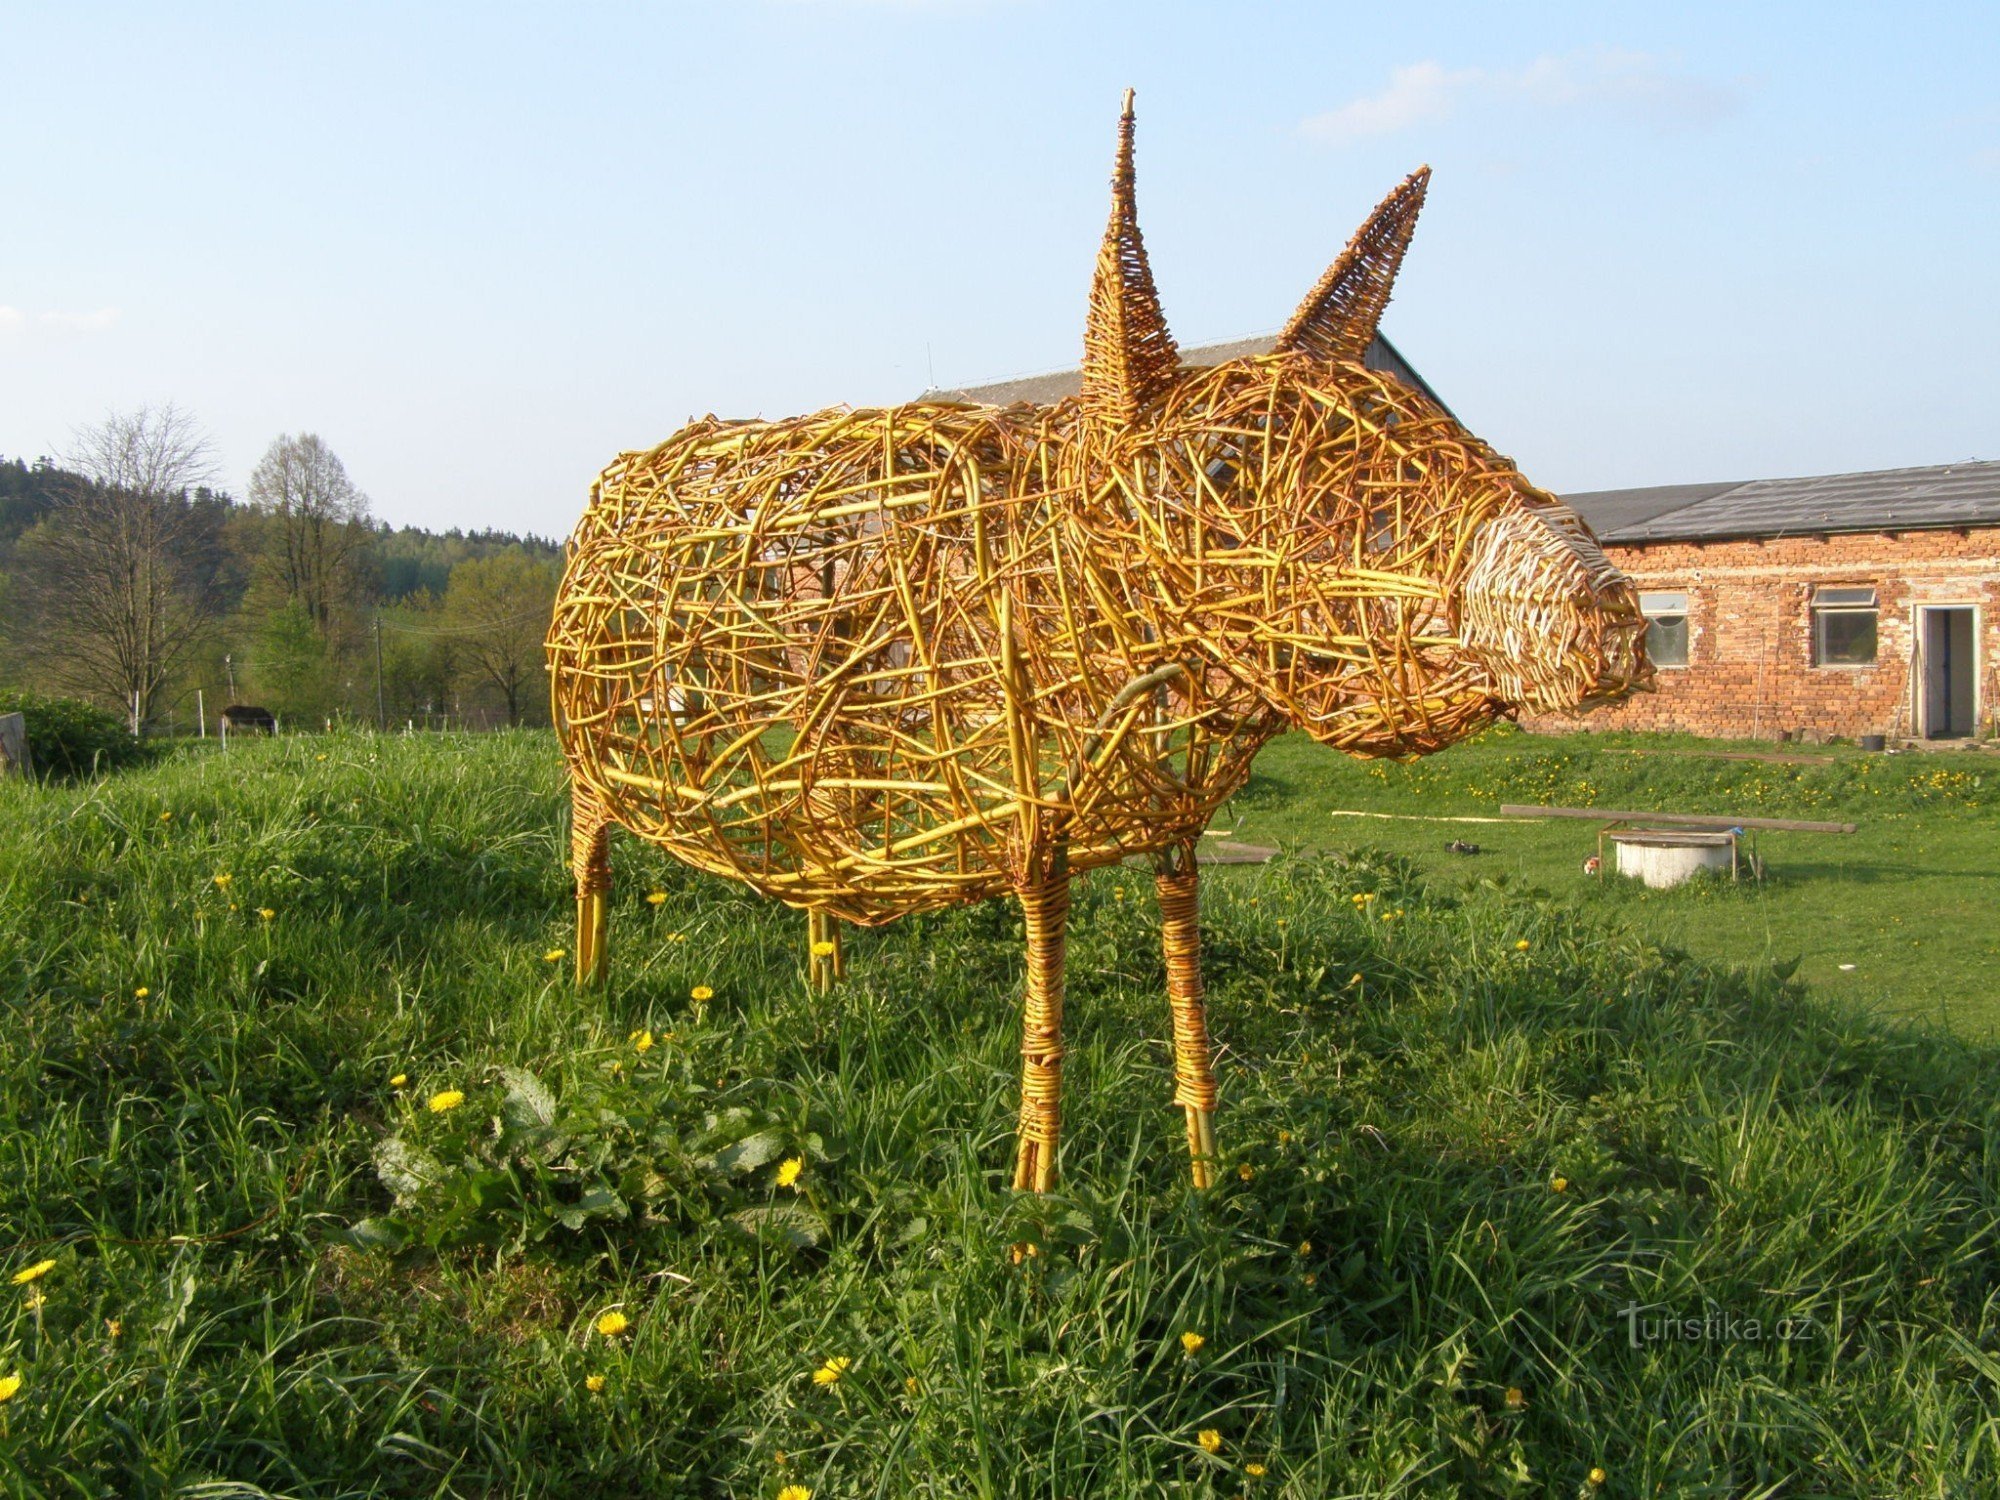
[1551,463,1998,742]
[932,340,1996,743]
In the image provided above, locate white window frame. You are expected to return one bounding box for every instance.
[1810,585,1879,670]
[1638,590,1691,669]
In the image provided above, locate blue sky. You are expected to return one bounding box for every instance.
[3,1,1995,536]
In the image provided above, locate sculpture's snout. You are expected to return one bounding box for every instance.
[1459,505,1651,716]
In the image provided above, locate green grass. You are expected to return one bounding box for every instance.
[2,729,1998,1496]
[1217,725,1999,1036]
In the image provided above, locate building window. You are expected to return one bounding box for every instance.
[1639,591,1690,668]
[1811,585,1877,667]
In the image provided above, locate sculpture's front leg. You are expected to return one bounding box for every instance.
[1012,851,1071,1193]
[571,782,612,987]
[1156,842,1217,1187]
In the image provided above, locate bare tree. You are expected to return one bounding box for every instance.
[15,405,229,725]
[246,433,373,636]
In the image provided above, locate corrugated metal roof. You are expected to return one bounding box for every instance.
[924,332,1453,416]
[1566,461,2000,544]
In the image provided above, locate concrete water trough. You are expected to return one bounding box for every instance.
[1606,828,1739,888]
[1499,804,1860,889]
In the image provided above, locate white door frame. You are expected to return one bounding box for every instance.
[1912,602,1982,739]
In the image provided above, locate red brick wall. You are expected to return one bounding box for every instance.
[1525,527,2000,741]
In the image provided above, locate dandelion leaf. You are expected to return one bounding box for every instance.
[729,1203,826,1248]
[375,1136,445,1200]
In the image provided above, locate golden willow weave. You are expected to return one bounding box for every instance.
[547,91,1650,1191]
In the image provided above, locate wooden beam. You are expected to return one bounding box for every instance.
[1499,804,1856,835]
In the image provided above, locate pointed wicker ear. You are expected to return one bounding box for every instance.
[1274,166,1430,365]
[1080,89,1181,428]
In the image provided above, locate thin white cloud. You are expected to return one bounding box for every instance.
[38,307,122,332]
[0,306,23,330]
[1302,48,1742,146]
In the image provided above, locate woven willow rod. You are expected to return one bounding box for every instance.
[548,90,1651,1192]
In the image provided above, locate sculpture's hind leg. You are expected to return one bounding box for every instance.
[1156,843,1218,1187]
[1012,856,1072,1193]
[571,781,612,987]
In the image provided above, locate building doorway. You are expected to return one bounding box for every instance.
[1917,606,1978,738]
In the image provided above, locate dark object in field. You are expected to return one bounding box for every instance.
[1859,734,1887,751]
[1444,838,1480,855]
[547,93,1651,1194]
[220,705,277,739]
[0,713,28,778]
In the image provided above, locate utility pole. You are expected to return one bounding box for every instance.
[374,617,387,731]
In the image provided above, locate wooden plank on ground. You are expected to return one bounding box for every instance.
[1499,803,1856,835]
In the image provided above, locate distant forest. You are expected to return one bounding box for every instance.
[0,412,568,731]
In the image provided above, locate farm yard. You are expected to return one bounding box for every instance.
[3,728,1999,1496]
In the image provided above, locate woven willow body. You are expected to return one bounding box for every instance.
[548,94,1650,1190]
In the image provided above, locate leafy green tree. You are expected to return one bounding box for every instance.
[442,551,558,726]
[254,598,336,724]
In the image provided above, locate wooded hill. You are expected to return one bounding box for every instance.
[0,432,567,731]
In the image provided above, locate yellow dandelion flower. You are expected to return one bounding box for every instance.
[1180,1331,1205,1355]
[212,873,233,889]
[778,1486,813,1500]
[12,1259,56,1285]
[632,1030,655,1054]
[645,891,667,905]
[106,1317,122,1337]
[775,1156,804,1189]
[544,948,566,963]
[257,907,276,921]
[670,931,687,943]
[134,987,150,999]
[1277,1130,1292,1145]
[1297,1240,1311,1256]
[1237,1163,1254,1183]
[158,811,173,822]
[1348,973,1362,986]
[1113,887,1127,900]
[812,1355,849,1386]
[427,1089,465,1114]
[1550,1176,1569,1193]
[585,1373,606,1393]
[1245,1462,1267,1478]
[1303,1272,1318,1288]
[1588,1467,1607,1487]
[1198,1428,1223,1454]
[810,939,835,957]
[316,753,327,761]
[1515,939,1531,952]
[390,1073,407,1087]
[0,1372,19,1403]
[691,985,713,1001]
[595,1310,630,1337]
[905,1374,919,1394]
[1505,1386,1526,1409]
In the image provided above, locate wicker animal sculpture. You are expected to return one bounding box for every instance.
[547,93,1650,1192]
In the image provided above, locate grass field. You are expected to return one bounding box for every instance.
[1218,726,1999,1037]
[2,729,1998,1496]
